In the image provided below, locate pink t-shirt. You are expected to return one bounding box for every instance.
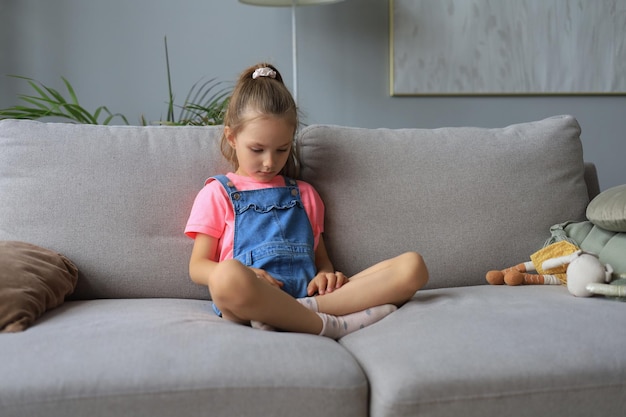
[185,173,325,262]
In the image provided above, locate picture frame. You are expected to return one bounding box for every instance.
[389,0,626,96]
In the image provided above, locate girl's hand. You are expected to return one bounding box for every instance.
[307,271,348,296]
[250,268,284,289]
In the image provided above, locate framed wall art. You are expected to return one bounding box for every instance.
[390,0,626,96]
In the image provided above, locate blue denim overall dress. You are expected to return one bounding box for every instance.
[211,175,317,316]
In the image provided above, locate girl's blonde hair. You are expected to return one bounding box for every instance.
[221,63,299,178]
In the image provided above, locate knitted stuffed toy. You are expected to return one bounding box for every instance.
[486,229,622,299]
[487,213,626,299]
[486,240,579,286]
[541,249,613,297]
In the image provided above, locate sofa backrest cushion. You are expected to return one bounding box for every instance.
[297,115,590,288]
[0,116,592,297]
[0,120,229,299]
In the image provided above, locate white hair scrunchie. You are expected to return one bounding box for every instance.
[252,67,277,80]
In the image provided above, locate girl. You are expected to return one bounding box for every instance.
[185,63,428,339]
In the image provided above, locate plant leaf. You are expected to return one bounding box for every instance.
[62,77,80,105]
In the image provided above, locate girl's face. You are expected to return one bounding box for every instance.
[226,115,294,182]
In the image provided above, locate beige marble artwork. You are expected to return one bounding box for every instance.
[391,0,626,95]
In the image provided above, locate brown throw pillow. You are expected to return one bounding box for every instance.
[0,241,78,332]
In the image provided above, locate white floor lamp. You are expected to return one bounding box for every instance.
[239,0,344,103]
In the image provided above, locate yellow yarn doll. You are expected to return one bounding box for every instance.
[486,240,580,286]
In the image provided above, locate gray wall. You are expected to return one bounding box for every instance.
[1,0,624,190]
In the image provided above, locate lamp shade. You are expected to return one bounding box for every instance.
[240,0,342,6]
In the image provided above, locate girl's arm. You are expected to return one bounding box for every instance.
[189,233,284,289]
[314,236,334,274]
[308,236,348,296]
[189,233,220,286]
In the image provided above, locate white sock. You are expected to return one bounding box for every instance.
[318,304,398,339]
[250,320,276,331]
[296,297,319,312]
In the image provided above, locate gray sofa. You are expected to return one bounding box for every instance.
[1,115,624,417]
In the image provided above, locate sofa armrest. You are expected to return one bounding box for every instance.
[584,162,601,200]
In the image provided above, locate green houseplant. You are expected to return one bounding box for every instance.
[0,75,130,125]
[156,37,229,126]
[0,38,230,126]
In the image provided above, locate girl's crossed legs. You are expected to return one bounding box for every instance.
[209,251,428,338]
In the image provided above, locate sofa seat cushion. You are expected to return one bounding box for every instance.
[0,299,367,417]
[340,286,626,417]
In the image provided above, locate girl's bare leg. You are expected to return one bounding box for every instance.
[209,259,323,334]
[315,252,428,316]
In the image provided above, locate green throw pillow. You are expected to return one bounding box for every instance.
[549,221,626,279]
[586,184,626,232]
